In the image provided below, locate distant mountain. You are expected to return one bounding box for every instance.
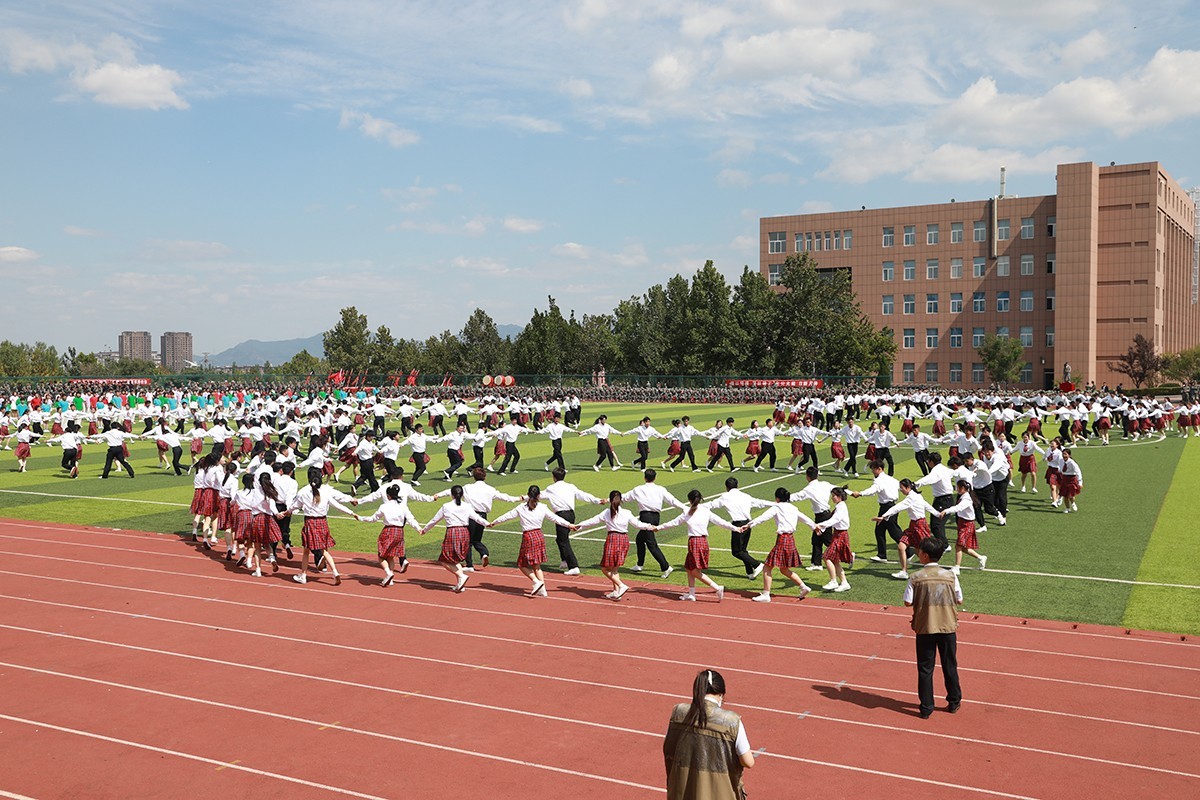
[208,335,324,366]
[497,323,524,340]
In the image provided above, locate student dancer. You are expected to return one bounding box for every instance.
[751,418,780,472]
[536,412,569,472]
[494,417,531,475]
[13,423,40,471]
[285,467,355,585]
[438,422,471,480]
[150,420,186,475]
[625,416,665,470]
[189,453,219,541]
[941,479,987,575]
[356,484,424,585]
[231,473,256,567]
[575,490,657,600]
[419,484,490,593]
[814,487,853,592]
[437,468,521,571]
[624,468,687,577]
[248,472,284,577]
[742,487,815,603]
[541,467,602,575]
[874,478,939,580]
[739,421,762,469]
[705,476,772,579]
[666,415,700,472]
[702,418,741,472]
[216,460,240,559]
[399,424,433,484]
[655,489,737,601]
[790,466,835,570]
[579,414,622,471]
[1059,448,1083,513]
[95,422,138,479]
[47,422,83,478]
[489,485,576,597]
[1016,432,1044,493]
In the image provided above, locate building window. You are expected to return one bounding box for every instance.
[972,363,985,383]
[997,218,1010,240]
[950,292,963,313]
[1046,326,1055,347]
[949,327,963,348]
[1021,217,1034,239]
[927,224,940,245]
[903,363,915,383]
[795,233,804,252]
[844,229,853,249]
[903,225,916,246]
[806,232,814,251]
[951,222,964,243]
[903,294,916,314]
[1020,326,1033,347]
[768,232,785,254]
[1046,289,1055,311]
[903,329,916,349]
[903,260,916,280]
[997,256,1010,277]
[925,363,939,383]
[949,362,963,383]
[1020,254,1034,275]
[926,259,939,279]
[997,291,1010,312]
[767,264,783,286]
[881,295,895,316]
[882,261,894,281]
[996,326,1009,338]
[950,257,963,279]
[973,257,986,278]
[824,231,832,250]
[926,293,939,314]
[1047,253,1056,274]
[926,328,939,348]
[882,227,894,247]
[833,231,842,250]
[972,327,985,347]
[973,220,986,242]
[1020,290,1034,312]
[1047,216,1056,238]
[1020,362,1033,384]
[972,291,985,313]
[814,233,823,251]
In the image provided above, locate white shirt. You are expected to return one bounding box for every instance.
[288,485,355,518]
[789,480,834,515]
[881,491,938,523]
[361,500,422,528]
[542,480,602,513]
[423,501,489,530]
[746,502,816,534]
[623,482,687,513]
[704,488,773,522]
[490,502,573,531]
[657,506,738,538]
[943,493,977,521]
[914,464,955,497]
[575,507,655,533]
[457,481,522,515]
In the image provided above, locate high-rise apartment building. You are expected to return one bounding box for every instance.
[160,331,193,372]
[760,161,1198,388]
[117,331,153,363]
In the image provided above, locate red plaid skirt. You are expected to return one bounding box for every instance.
[0,425,8,436]
[302,517,336,550]
[190,438,204,455]
[1018,454,1036,474]
[250,513,282,545]
[707,440,719,457]
[121,443,130,459]
[518,529,547,568]
[667,440,681,456]
[830,441,845,459]
[900,419,914,435]
[824,529,854,565]
[931,420,946,436]
[224,438,235,454]
[765,532,802,568]
[791,438,804,456]
[494,440,506,456]
[684,536,709,570]
[322,461,335,476]
[190,487,214,516]
[241,437,254,454]
[1026,418,1042,434]
[745,440,761,456]
[216,497,234,530]
[15,442,31,459]
[51,423,63,435]
[898,518,931,549]
[773,409,785,423]
[865,444,877,461]
[992,421,1005,438]
[956,520,978,550]
[440,525,469,563]
[1044,466,1060,485]
[1097,417,1111,431]
[87,421,98,436]
[786,412,800,426]
[1060,474,1081,498]
[156,440,169,452]
[600,531,630,568]
[378,525,406,559]
[123,420,132,433]
[235,508,253,542]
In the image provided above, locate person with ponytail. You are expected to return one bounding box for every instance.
[813,486,853,593]
[419,483,489,593]
[230,473,256,567]
[940,479,987,575]
[577,414,622,471]
[742,486,816,603]
[663,668,754,800]
[575,490,656,600]
[356,484,425,586]
[284,467,356,585]
[216,461,240,560]
[247,471,284,577]
[653,489,736,602]
[188,453,217,542]
[488,485,577,597]
[873,478,939,581]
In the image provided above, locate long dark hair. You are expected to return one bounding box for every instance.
[687,489,702,512]
[955,479,978,506]
[608,489,621,514]
[682,668,727,729]
[451,484,464,505]
[526,485,540,510]
[258,472,279,501]
[307,467,323,503]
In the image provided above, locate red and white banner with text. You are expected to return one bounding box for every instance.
[725,379,824,389]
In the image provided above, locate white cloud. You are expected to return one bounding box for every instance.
[647,52,698,94]
[496,114,563,134]
[503,217,544,234]
[554,242,590,259]
[381,184,439,212]
[798,200,835,213]
[0,246,39,262]
[729,234,756,251]
[339,108,419,148]
[559,77,594,99]
[1057,30,1111,72]
[139,239,232,261]
[451,255,521,276]
[74,61,187,110]
[717,27,875,83]
[716,169,753,188]
[64,225,103,237]
[392,216,489,237]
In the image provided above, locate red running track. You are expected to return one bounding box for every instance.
[0,518,1198,799]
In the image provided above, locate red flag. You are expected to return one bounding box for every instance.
[328,369,344,384]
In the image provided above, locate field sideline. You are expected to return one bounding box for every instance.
[1,401,1197,635]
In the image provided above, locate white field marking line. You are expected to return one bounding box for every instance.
[6,520,1198,655]
[983,567,1200,591]
[7,628,1200,784]
[0,713,391,799]
[0,664,664,795]
[0,663,1053,800]
[0,791,38,800]
[4,534,1197,677]
[6,559,1197,701]
[0,489,190,507]
[3,588,1197,741]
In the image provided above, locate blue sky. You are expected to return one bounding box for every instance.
[2,0,1199,355]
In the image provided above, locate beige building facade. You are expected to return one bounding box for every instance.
[160,331,193,372]
[117,330,153,363]
[760,161,1198,388]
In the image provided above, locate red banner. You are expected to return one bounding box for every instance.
[725,379,824,389]
[68,378,152,386]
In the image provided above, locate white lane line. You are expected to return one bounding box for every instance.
[0,791,39,800]
[983,568,1200,591]
[4,522,1198,658]
[0,489,189,507]
[3,590,1199,740]
[0,713,391,799]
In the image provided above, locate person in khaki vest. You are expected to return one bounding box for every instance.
[903,536,964,718]
[663,669,754,800]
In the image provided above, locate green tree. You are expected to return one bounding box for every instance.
[322,306,371,373]
[1165,344,1200,383]
[282,349,325,376]
[369,325,400,376]
[1108,334,1167,388]
[573,313,619,373]
[458,308,506,373]
[977,334,1025,385]
[686,261,740,374]
[730,267,777,375]
[0,341,31,376]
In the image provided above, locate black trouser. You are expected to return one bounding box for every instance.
[354,459,379,492]
[431,415,446,436]
[930,494,954,540]
[633,440,649,469]
[211,440,225,458]
[1059,421,1071,441]
[595,441,616,468]
[991,478,1008,516]
[382,457,397,478]
[373,416,386,437]
[412,454,428,481]
[445,448,464,479]
[974,483,997,522]
[401,417,413,435]
[796,442,818,469]
[545,439,564,470]
[276,504,293,547]
[706,445,733,471]
[881,415,892,431]
[498,442,520,473]
[875,501,903,558]
[142,419,154,434]
[876,446,895,476]
[916,632,961,715]
[61,448,78,471]
[753,442,777,469]
[914,449,931,476]
[553,509,578,570]
[102,445,134,478]
[32,422,43,435]
[729,519,759,575]
[670,441,697,470]
[635,510,668,570]
[470,446,484,471]
[170,446,184,475]
[846,442,860,474]
[334,426,350,448]
[465,513,488,567]
[811,509,833,566]
[457,413,470,432]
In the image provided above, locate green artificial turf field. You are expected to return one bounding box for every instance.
[2,401,1197,634]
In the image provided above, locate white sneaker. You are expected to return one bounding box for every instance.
[613,584,629,600]
[891,570,909,579]
[977,526,988,533]
[544,465,550,471]
[950,566,960,576]
[997,514,1006,526]
[603,590,616,599]
[678,593,696,601]
[1032,488,1039,494]
[869,555,888,563]
[564,567,580,576]
[715,585,725,602]
[752,593,771,603]
[486,465,494,472]
[835,581,851,592]
[754,466,761,472]
[593,465,600,471]
[462,566,475,572]
[611,465,620,471]
[453,573,470,592]
[630,564,643,572]
[805,564,823,572]
[292,573,308,584]
[510,470,518,474]
[798,583,811,599]
[661,566,674,579]
[537,585,548,597]
[821,580,839,590]
[1063,508,1070,514]
[1070,503,1078,512]
[979,555,988,570]
[559,560,568,570]
[1020,486,1027,493]
[750,563,764,580]
[252,568,262,577]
